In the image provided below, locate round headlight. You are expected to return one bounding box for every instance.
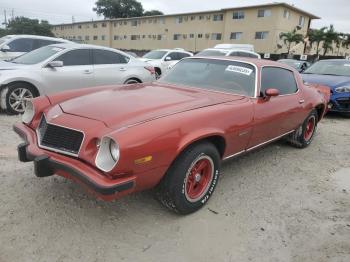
[22,100,35,124]
[109,140,120,162]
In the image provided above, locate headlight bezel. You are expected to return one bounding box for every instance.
[22,100,35,124]
[95,136,120,172]
[335,86,350,93]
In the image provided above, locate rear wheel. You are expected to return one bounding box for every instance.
[5,83,36,115]
[156,142,220,215]
[288,110,318,148]
[124,78,141,84]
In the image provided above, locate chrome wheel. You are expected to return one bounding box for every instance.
[8,88,33,113]
[125,79,139,84]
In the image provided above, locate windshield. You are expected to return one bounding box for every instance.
[304,60,350,77]
[159,58,256,97]
[279,60,302,69]
[196,50,229,57]
[0,36,12,45]
[143,50,167,59]
[11,46,64,65]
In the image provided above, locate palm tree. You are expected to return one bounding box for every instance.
[279,29,304,54]
[342,34,350,49]
[308,27,327,56]
[322,25,339,56]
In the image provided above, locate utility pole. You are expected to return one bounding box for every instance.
[3,9,7,27]
[11,9,14,21]
[72,16,75,23]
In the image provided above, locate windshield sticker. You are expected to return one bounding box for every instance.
[225,65,253,76]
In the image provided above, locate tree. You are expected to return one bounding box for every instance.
[279,29,304,54]
[93,0,163,19]
[342,34,350,49]
[143,10,164,16]
[307,27,326,56]
[322,25,339,56]
[5,17,54,37]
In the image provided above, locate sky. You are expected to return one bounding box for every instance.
[0,0,349,33]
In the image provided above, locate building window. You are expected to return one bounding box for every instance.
[198,34,203,38]
[206,15,211,20]
[101,35,106,40]
[255,31,269,39]
[173,34,182,40]
[93,35,98,40]
[199,15,204,20]
[211,33,222,40]
[233,11,245,19]
[131,20,137,26]
[93,23,98,28]
[114,35,118,40]
[189,34,194,38]
[124,35,127,39]
[283,10,290,19]
[77,36,82,40]
[85,36,90,41]
[175,17,183,24]
[131,35,140,40]
[299,16,305,27]
[213,14,224,21]
[157,35,162,40]
[159,18,165,24]
[257,9,272,18]
[102,23,107,27]
[191,16,196,21]
[78,25,82,29]
[230,32,242,40]
[119,21,123,26]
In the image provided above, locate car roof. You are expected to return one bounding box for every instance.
[315,59,350,63]
[152,49,192,53]
[3,34,69,42]
[202,48,259,55]
[49,43,124,52]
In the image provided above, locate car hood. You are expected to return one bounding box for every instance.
[301,74,350,89]
[0,60,29,70]
[59,83,244,129]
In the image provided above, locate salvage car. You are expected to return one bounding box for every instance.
[278,59,311,73]
[302,59,350,116]
[0,34,70,61]
[14,57,329,214]
[0,43,156,114]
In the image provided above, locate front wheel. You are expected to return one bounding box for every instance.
[288,110,318,148]
[5,83,36,115]
[156,142,220,215]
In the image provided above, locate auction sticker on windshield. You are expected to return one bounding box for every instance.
[226,65,253,76]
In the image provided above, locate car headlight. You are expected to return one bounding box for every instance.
[95,137,120,172]
[335,86,350,93]
[22,100,35,124]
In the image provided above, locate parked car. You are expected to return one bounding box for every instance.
[140,48,193,78]
[302,59,350,116]
[0,35,70,61]
[278,59,311,72]
[14,57,329,214]
[0,43,156,114]
[214,44,255,52]
[196,48,261,59]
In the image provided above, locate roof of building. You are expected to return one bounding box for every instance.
[52,2,320,26]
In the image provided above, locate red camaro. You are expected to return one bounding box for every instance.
[14,57,330,214]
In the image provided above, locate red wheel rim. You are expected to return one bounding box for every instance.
[185,156,214,202]
[304,116,316,141]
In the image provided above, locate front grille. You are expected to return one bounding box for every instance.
[336,98,350,109]
[37,116,84,156]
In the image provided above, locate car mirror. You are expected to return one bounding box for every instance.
[47,61,64,68]
[165,56,172,61]
[265,88,279,97]
[0,45,10,52]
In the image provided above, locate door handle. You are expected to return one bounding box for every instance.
[299,99,305,104]
[119,67,127,72]
[83,70,93,74]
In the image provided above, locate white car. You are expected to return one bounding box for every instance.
[0,35,71,61]
[140,49,193,78]
[196,48,261,59]
[0,43,156,114]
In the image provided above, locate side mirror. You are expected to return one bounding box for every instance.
[0,44,10,52]
[47,61,63,68]
[165,56,172,61]
[265,88,279,97]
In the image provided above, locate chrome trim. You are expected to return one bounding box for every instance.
[223,130,295,161]
[36,114,85,158]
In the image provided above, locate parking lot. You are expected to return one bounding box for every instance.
[0,113,349,262]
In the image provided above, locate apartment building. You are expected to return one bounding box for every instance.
[52,2,320,55]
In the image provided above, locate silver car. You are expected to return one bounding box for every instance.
[0,43,156,114]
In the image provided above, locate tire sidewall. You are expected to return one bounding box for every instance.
[5,84,34,115]
[300,111,318,146]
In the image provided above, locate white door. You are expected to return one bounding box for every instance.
[92,49,131,85]
[41,49,95,94]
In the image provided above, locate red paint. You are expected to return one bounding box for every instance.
[15,58,330,201]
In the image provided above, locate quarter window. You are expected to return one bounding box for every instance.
[54,49,91,66]
[93,49,129,64]
[260,67,298,95]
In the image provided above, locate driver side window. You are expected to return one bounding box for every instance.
[260,67,298,96]
[54,49,91,66]
[166,52,179,61]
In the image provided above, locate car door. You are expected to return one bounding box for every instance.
[247,66,304,148]
[92,49,131,85]
[41,48,94,93]
[3,38,34,60]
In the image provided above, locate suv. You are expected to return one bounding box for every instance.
[0,35,71,61]
[140,48,193,78]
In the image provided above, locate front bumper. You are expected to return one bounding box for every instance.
[329,95,350,113]
[14,123,135,200]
